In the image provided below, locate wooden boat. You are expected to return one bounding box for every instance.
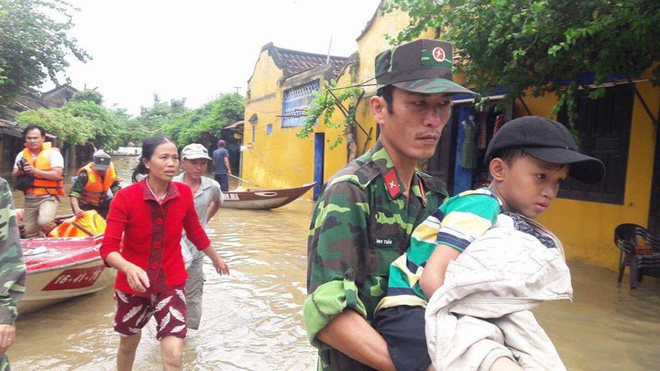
[220,182,316,210]
[19,233,116,314]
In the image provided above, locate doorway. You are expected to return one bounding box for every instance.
[648,127,660,234]
[314,133,325,200]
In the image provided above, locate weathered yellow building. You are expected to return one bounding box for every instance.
[241,43,350,198]
[242,2,659,272]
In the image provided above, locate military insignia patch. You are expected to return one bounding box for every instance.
[432,47,446,62]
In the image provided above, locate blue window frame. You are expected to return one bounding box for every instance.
[266,124,273,136]
[281,80,320,128]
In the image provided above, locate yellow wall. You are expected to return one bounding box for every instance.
[241,48,348,195]
[517,81,659,271]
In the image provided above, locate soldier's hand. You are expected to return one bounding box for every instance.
[0,324,16,353]
[73,208,85,219]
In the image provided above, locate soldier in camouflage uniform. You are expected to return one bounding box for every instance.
[0,176,27,370]
[304,39,476,370]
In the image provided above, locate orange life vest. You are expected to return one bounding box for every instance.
[21,142,65,197]
[77,162,117,206]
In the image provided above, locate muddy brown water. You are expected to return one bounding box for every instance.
[7,156,660,370]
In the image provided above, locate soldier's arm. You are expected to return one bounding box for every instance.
[68,171,88,199]
[0,178,27,325]
[317,310,395,370]
[304,181,393,368]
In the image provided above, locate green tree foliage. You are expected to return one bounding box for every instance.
[160,93,244,148]
[0,0,89,105]
[15,91,122,151]
[16,107,91,146]
[384,0,660,124]
[71,89,104,105]
[298,80,362,148]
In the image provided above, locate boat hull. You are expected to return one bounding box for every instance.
[220,182,315,210]
[19,235,116,314]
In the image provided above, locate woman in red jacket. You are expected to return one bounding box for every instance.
[100,136,229,371]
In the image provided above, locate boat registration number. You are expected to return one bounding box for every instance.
[43,266,105,291]
[222,193,240,201]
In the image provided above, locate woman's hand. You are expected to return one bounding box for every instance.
[124,263,150,293]
[212,256,230,275]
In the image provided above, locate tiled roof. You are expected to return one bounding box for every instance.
[264,43,349,78]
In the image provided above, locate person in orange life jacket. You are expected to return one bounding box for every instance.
[69,149,121,219]
[11,125,64,238]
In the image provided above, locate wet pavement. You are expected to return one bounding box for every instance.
[7,156,660,370]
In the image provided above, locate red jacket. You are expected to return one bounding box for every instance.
[100,179,210,296]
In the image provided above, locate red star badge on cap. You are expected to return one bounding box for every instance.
[432,47,445,62]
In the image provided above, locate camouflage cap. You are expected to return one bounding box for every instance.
[375,39,476,95]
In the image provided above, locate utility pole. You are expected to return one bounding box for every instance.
[233,86,241,95]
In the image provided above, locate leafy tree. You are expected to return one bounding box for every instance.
[299,80,365,162]
[384,0,660,125]
[15,97,123,153]
[65,100,121,150]
[71,89,104,105]
[16,106,92,147]
[160,93,245,148]
[0,0,89,106]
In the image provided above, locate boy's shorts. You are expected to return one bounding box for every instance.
[373,305,431,371]
[113,284,187,340]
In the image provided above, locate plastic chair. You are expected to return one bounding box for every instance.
[614,223,660,289]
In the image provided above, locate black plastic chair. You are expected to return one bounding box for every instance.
[614,223,660,289]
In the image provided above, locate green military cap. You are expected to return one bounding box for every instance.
[375,39,476,95]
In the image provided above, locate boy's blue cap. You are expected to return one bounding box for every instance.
[485,116,605,184]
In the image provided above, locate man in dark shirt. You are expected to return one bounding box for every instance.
[211,140,231,191]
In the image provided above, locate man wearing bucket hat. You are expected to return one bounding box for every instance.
[173,143,225,330]
[304,39,476,370]
[69,149,121,219]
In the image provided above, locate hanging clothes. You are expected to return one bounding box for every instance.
[476,111,488,150]
[493,114,505,136]
[461,116,478,169]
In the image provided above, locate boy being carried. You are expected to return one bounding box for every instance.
[373,116,605,371]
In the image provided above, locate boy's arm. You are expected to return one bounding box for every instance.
[419,191,501,299]
[419,244,460,299]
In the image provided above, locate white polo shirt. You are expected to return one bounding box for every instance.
[173,173,222,261]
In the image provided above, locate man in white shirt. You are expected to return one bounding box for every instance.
[173,143,225,330]
[11,125,64,238]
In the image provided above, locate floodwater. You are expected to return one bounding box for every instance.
[8,157,660,370]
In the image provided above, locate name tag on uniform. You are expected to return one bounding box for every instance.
[374,237,396,247]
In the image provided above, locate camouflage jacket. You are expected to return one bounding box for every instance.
[0,177,26,325]
[304,140,447,370]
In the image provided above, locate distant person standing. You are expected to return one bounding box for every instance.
[212,140,231,191]
[11,125,64,238]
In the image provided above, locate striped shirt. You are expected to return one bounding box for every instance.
[377,188,501,310]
